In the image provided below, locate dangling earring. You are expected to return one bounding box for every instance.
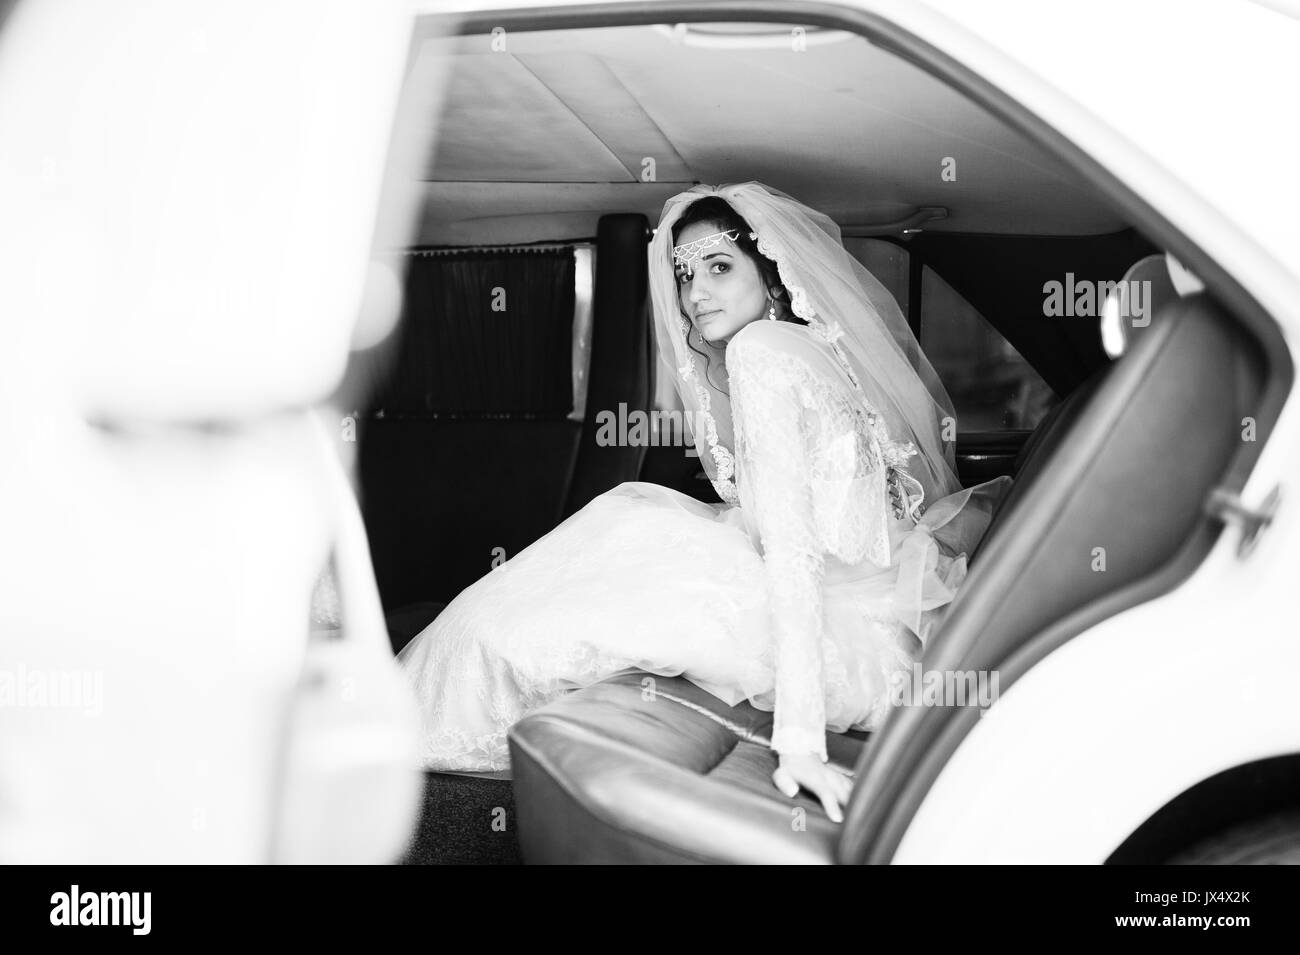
[768,303,777,321]
[697,332,705,346]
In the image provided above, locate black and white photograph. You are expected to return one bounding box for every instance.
[1,0,1298,905]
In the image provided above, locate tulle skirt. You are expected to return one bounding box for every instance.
[397,481,974,772]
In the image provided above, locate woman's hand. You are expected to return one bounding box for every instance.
[772,751,853,823]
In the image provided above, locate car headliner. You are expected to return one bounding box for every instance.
[415,0,1300,329]
[410,20,1120,244]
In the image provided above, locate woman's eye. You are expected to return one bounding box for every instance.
[674,262,726,284]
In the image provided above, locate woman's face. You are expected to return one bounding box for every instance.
[674,220,769,345]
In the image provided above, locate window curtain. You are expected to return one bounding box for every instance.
[372,247,576,417]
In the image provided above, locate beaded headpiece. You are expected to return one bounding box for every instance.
[672,229,748,277]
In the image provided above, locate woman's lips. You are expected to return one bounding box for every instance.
[695,309,721,321]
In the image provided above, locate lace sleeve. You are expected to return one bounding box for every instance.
[727,324,831,761]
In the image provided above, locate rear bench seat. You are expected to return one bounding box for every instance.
[507,288,1265,863]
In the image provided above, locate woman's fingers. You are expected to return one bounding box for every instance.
[817,783,844,824]
[823,769,851,823]
[834,772,854,807]
[774,760,852,823]
[801,771,845,824]
[771,766,799,799]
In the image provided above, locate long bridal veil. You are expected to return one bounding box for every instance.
[648,182,1012,639]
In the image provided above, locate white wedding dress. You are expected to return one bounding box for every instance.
[397,320,1005,772]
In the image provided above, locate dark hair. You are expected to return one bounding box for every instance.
[670,196,802,394]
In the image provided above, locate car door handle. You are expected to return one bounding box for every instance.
[1205,483,1281,558]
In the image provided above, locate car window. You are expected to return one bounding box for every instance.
[920,265,1056,431]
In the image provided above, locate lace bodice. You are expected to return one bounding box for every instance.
[726,320,917,760]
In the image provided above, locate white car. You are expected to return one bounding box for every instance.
[403,0,1300,866]
[1,0,1296,866]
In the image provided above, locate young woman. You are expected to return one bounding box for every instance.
[398,182,1010,821]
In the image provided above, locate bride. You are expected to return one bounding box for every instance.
[397,181,1010,821]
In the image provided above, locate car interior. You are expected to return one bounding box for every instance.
[336,13,1291,863]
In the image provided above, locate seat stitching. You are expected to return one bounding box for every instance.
[648,688,773,747]
[647,687,858,778]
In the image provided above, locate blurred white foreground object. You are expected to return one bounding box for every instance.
[0,0,425,863]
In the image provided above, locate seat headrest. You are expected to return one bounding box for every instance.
[1100,253,1201,358]
[0,0,419,424]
